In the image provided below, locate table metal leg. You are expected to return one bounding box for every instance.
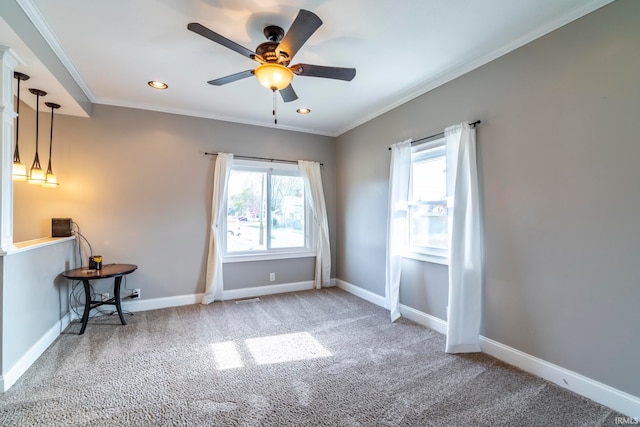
[79,279,91,335]
[114,276,127,326]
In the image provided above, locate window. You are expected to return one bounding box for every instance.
[406,138,449,264]
[223,160,313,261]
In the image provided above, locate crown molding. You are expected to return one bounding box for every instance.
[335,0,616,137]
[95,97,336,138]
[16,0,96,102]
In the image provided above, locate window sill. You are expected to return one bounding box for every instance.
[403,252,449,266]
[223,250,316,263]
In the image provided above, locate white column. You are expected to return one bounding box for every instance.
[0,47,21,254]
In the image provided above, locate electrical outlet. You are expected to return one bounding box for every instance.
[132,289,140,299]
[100,293,109,302]
[269,273,275,282]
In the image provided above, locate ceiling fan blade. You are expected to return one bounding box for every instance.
[279,84,298,103]
[207,70,255,86]
[188,23,257,61]
[290,64,356,81]
[276,10,322,61]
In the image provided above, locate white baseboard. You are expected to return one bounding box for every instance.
[399,304,448,335]
[336,279,640,418]
[1,312,71,392]
[70,293,206,321]
[122,293,204,312]
[222,281,314,301]
[69,281,317,321]
[480,336,640,419]
[335,279,447,334]
[336,279,385,306]
[72,281,319,319]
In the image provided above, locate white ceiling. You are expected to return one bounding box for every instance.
[1,0,613,136]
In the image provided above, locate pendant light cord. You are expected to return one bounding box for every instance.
[27,88,48,173]
[14,77,21,163]
[47,105,54,173]
[33,93,41,169]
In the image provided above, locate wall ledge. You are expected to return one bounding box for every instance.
[4,236,75,255]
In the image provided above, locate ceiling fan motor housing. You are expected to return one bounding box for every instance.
[256,42,282,63]
[257,25,290,64]
[263,25,285,42]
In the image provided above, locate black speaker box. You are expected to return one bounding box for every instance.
[52,218,73,237]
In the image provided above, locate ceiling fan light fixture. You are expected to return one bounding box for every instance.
[254,63,293,91]
[296,107,311,114]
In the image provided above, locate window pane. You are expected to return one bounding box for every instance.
[411,155,446,202]
[270,175,305,248]
[408,146,449,255]
[227,170,267,252]
[408,202,448,250]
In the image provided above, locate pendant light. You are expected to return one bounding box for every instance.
[27,88,47,185]
[12,72,30,181]
[43,102,60,188]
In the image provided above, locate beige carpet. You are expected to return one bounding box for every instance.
[0,288,624,426]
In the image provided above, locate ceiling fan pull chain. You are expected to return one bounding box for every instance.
[273,89,278,125]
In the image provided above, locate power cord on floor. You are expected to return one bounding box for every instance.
[69,279,134,322]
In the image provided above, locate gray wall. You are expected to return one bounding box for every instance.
[223,257,315,290]
[2,240,75,373]
[336,0,640,397]
[13,104,336,298]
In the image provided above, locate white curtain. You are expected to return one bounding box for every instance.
[385,140,412,321]
[202,152,233,304]
[445,123,482,353]
[299,160,331,288]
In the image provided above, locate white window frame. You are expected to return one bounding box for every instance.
[222,159,315,263]
[404,138,449,265]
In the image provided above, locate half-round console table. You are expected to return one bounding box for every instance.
[62,264,138,335]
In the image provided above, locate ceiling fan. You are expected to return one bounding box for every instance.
[187,9,356,103]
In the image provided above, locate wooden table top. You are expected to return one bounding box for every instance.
[62,264,138,280]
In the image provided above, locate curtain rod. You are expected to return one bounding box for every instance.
[204,152,323,166]
[387,120,481,150]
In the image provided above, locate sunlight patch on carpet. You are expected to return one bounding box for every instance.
[210,341,244,370]
[245,332,332,365]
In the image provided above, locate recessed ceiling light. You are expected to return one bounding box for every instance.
[148,81,168,90]
[296,108,311,114]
